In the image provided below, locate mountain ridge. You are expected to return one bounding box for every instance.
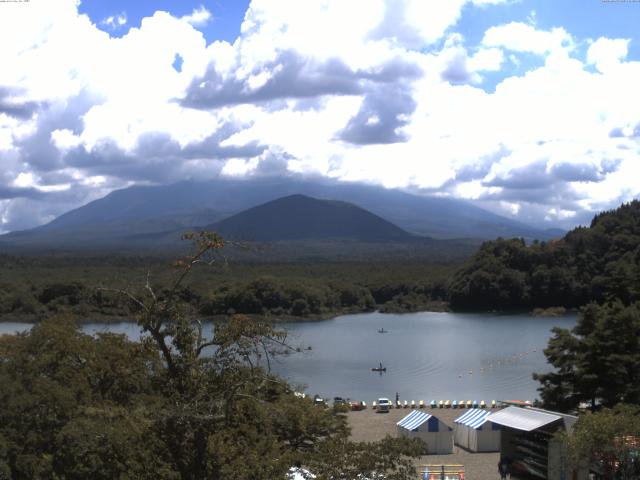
[206,194,415,242]
[0,178,565,251]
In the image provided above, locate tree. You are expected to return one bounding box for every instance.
[0,315,161,479]
[0,232,423,479]
[449,200,640,311]
[561,404,640,479]
[122,231,423,479]
[534,301,640,412]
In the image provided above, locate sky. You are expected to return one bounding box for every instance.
[1,0,640,233]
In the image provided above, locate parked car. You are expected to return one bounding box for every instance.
[377,398,392,413]
[333,396,348,407]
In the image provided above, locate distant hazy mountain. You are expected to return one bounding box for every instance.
[208,194,414,241]
[0,177,564,251]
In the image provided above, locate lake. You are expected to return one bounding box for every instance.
[0,311,576,404]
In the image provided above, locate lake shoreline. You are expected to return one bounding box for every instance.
[0,303,576,324]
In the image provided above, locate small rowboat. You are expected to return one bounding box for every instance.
[371,362,386,372]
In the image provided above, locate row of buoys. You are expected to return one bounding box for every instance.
[457,348,540,379]
[436,399,497,409]
[370,399,498,409]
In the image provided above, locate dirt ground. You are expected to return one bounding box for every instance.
[347,406,503,480]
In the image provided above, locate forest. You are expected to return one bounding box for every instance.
[448,200,640,311]
[0,255,454,322]
[2,201,640,323]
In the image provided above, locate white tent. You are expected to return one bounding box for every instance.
[453,409,500,452]
[396,410,453,454]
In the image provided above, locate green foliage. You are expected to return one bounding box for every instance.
[205,276,375,317]
[0,234,422,479]
[0,315,161,478]
[449,201,640,311]
[562,404,640,478]
[534,301,640,412]
[53,407,169,480]
[0,254,458,321]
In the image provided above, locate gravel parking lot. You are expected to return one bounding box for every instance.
[347,406,502,480]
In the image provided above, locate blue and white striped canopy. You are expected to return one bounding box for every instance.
[397,410,432,431]
[454,409,492,429]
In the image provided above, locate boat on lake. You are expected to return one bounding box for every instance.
[377,328,388,333]
[371,362,386,372]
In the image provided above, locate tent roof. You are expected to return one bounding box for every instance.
[397,410,432,431]
[488,406,561,432]
[454,409,492,429]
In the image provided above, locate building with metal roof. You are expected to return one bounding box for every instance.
[489,406,586,480]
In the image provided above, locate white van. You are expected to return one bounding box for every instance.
[377,398,392,413]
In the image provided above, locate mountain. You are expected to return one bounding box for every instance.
[207,194,414,242]
[0,177,564,251]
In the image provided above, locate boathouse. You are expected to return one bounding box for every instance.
[488,406,587,480]
[453,409,500,452]
[396,410,453,454]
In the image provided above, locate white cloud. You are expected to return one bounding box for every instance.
[101,12,127,30]
[586,37,629,73]
[181,6,212,27]
[482,22,573,55]
[13,172,35,189]
[51,128,82,150]
[1,0,640,232]
[500,200,521,215]
[469,47,504,71]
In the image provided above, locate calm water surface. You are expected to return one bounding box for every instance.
[269,311,577,403]
[1,311,576,403]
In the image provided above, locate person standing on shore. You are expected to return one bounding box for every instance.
[499,458,511,480]
[498,460,507,480]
